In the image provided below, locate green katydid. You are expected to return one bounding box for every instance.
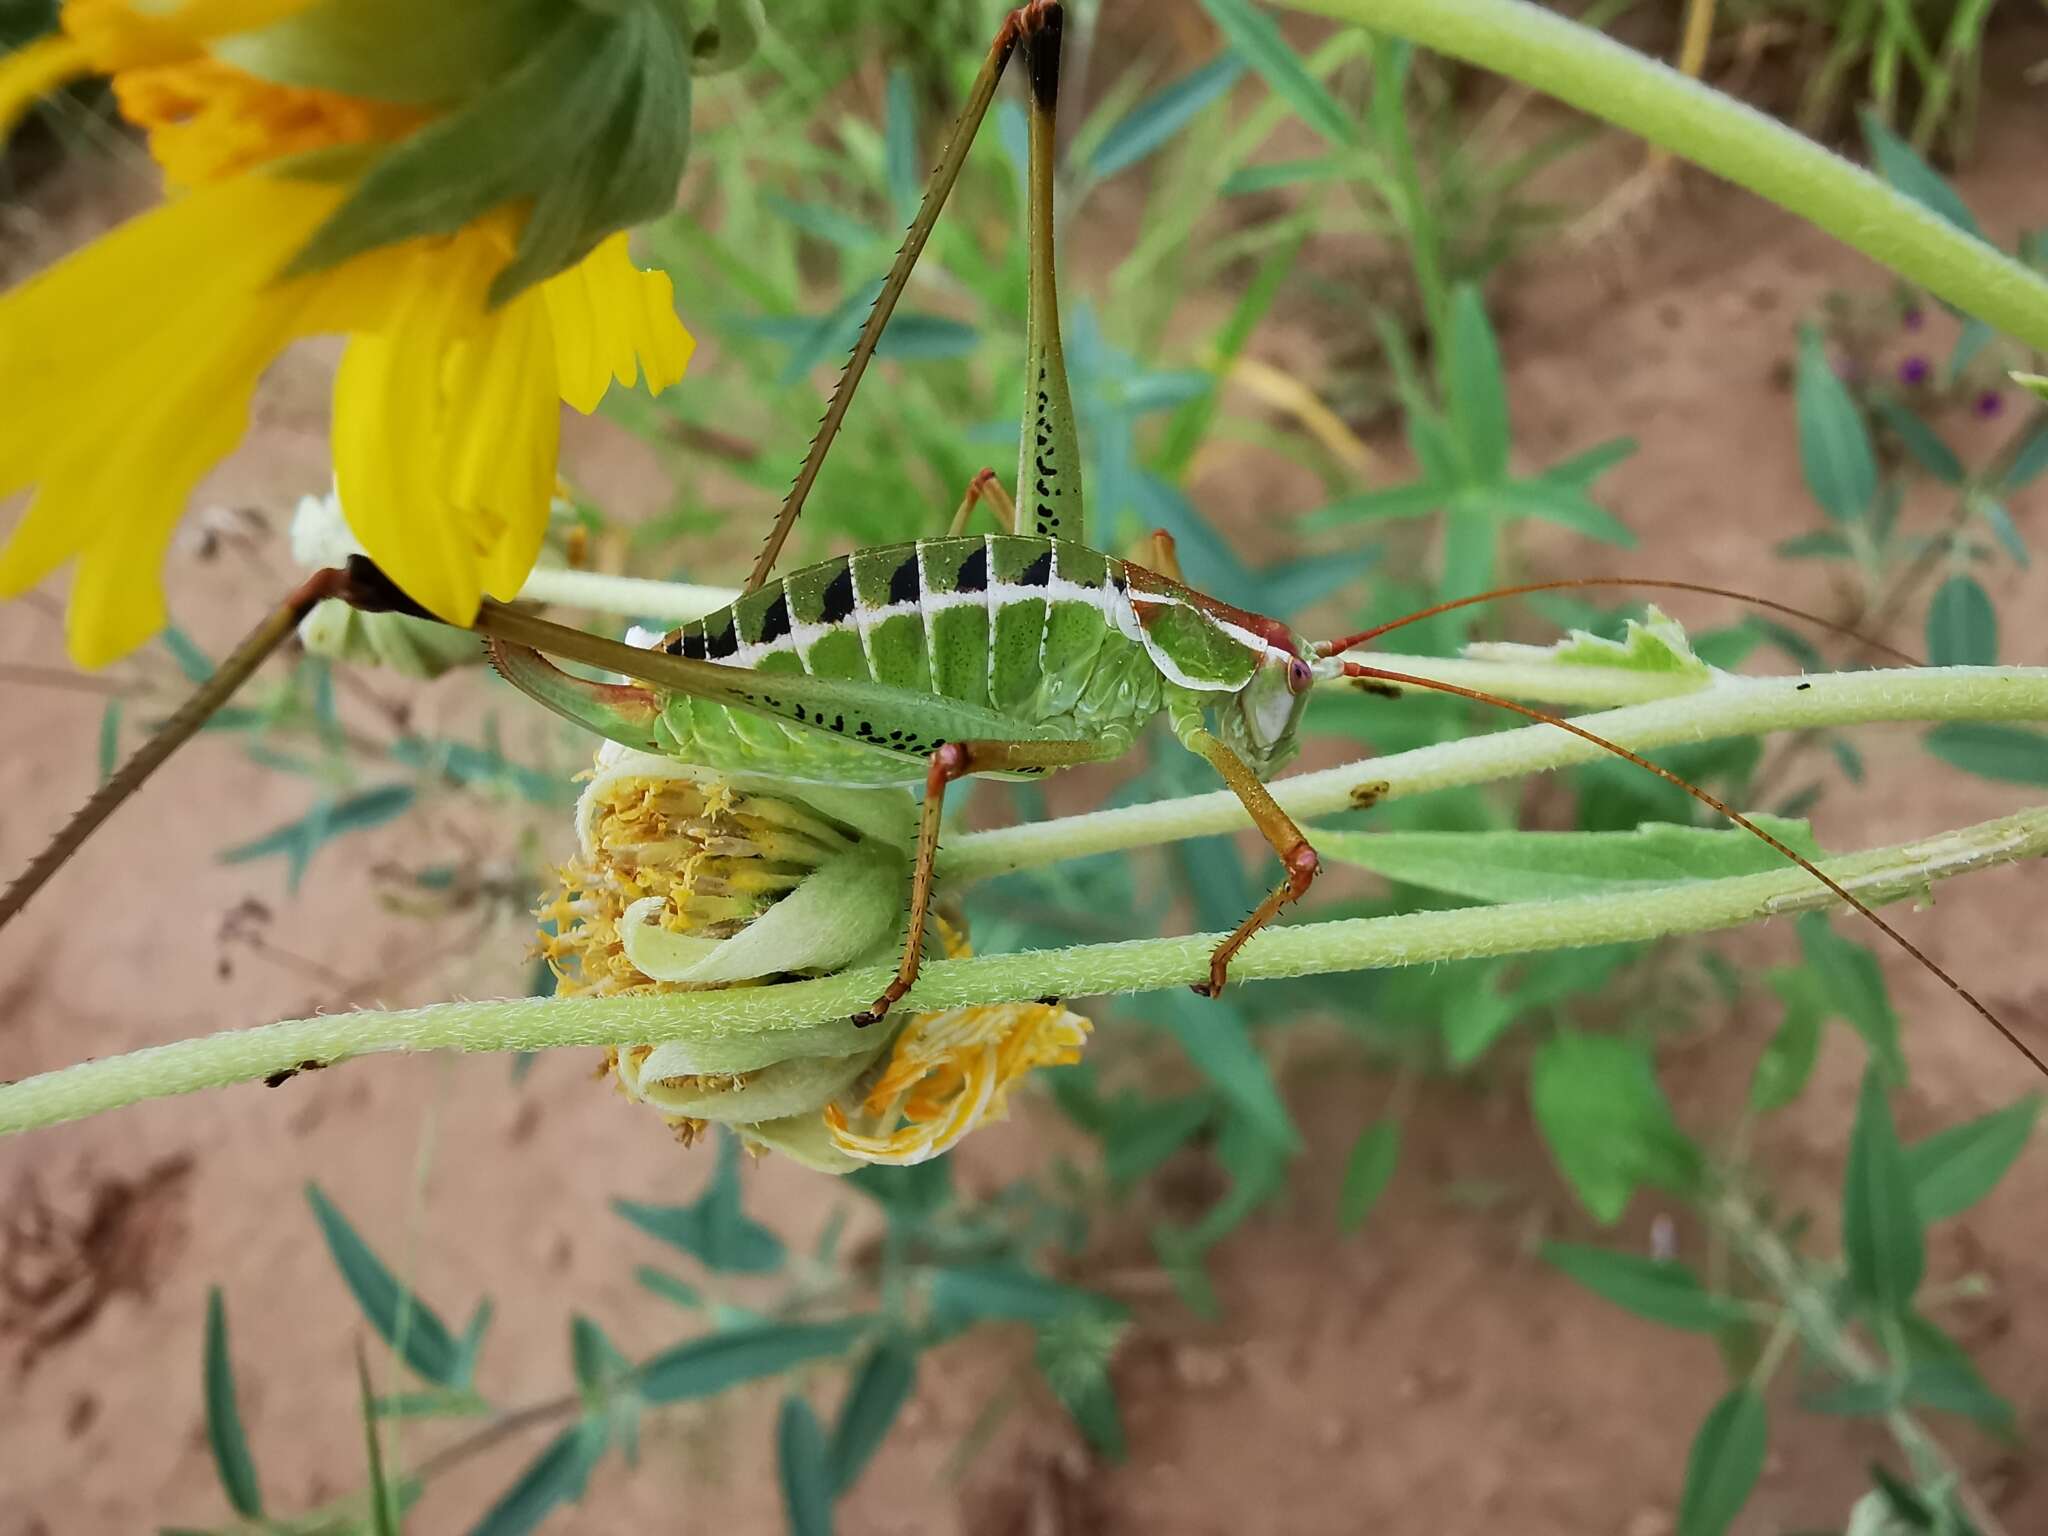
[1,2,2041,1077]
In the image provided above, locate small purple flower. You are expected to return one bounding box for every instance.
[1976,390,2004,418]
[1898,355,1931,386]
[1903,304,1925,331]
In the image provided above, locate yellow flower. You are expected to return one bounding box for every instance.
[822,996,1092,1167]
[0,1,694,666]
[542,747,1090,1172]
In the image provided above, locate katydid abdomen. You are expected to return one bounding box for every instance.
[639,534,1172,787]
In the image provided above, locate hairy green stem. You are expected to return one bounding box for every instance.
[942,665,2048,880]
[1276,0,2048,351]
[3,806,2043,1137]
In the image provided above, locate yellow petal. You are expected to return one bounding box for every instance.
[541,233,693,413]
[62,0,313,70]
[0,33,90,141]
[442,287,559,600]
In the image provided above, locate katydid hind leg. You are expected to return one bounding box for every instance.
[744,3,1066,593]
[1015,1,1084,545]
[854,730,1119,1026]
[944,468,1019,536]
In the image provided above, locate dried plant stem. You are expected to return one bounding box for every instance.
[3,805,2043,1137]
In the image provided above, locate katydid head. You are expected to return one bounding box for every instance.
[1218,633,1320,777]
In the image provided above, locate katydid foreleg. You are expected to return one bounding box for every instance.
[851,731,1128,1026]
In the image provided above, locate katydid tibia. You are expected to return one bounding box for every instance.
[1,3,2041,1078]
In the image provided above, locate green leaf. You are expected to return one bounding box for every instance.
[1797,329,1878,523]
[1904,1096,2040,1224]
[613,1129,785,1273]
[1036,1312,1128,1459]
[929,1265,1119,1334]
[1897,1314,2018,1439]
[1925,575,1996,665]
[1750,970,1824,1112]
[1442,975,1519,1067]
[306,1184,463,1386]
[1860,109,1983,239]
[1314,819,1820,906]
[1875,401,1964,484]
[828,1343,917,1496]
[1482,478,1638,545]
[777,1397,835,1536]
[1924,721,2048,785]
[203,1289,263,1519]
[96,700,121,784]
[1338,1120,1400,1231]
[467,1422,604,1536]
[1542,1244,1748,1333]
[1530,1032,1703,1224]
[1302,479,1447,528]
[1544,608,1709,675]
[1799,916,1905,1081]
[1085,55,1245,180]
[1445,285,1509,483]
[1843,1068,1926,1317]
[1777,529,1855,560]
[633,1266,704,1310]
[1980,500,2029,567]
[357,1347,399,1536]
[636,1319,869,1404]
[1538,436,1636,489]
[1676,1387,1768,1536]
[288,9,693,304]
[1197,0,1358,147]
[2000,417,2048,489]
[570,1315,631,1398]
[161,626,215,684]
[882,65,918,220]
[221,785,417,892]
[1143,992,1297,1151]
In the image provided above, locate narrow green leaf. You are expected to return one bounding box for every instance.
[1530,1032,1703,1224]
[1798,917,1905,1081]
[1925,575,1997,666]
[1796,330,1878,522]
[204,1289,263,1519]
[96,700,121,785]
[1086,55,1245,180]
[1484,478,1638,546]
[221,786,417,890]
[1315,820,1819,906]
[1542,1244,1747,1333]
[1146,992,1296,1150]
[1301,479,1447,528]
[882,65,918,220]
[453,1298,494,1389]
[1904,1096,2040,1224]
[1538,436,1636,489]
[467,1422,603,1536]
[1676,1387,1768,1536]
[1843,1068,1926,1317]
[2000,418,2048,489]
[1981,500,2029,567]
[614,1136,784,1273]
[357,1347,399,1536]
[161,626,215,684]
[306,1184,462,1386]
[1750,970,1824,1112]
[1875,401,1964,484]
[1338,1120,1400,1231]
[928,1264,1119,1334]
[1860,108,1982,238]
[1777,529,1855,560]
[1197,0,1357,147]
[1924,721,2048,785]
[633,1266,704,1310]
[1445,285,1509,483]
[777,1397,836,1536]
[1898,1314,2018,1440]
[828,1343,918,1496]
[636,1319,869,1405]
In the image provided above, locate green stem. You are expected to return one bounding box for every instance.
[517,567,733,622]
[942,664,2048,880]
[1276,0,2048,352]
[4,806,2043,1137]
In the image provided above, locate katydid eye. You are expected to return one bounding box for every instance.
[1287,658,1313,693]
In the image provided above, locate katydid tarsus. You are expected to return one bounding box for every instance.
[1,2,2041,1077]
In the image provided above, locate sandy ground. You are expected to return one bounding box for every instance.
[4,19,2048,1536]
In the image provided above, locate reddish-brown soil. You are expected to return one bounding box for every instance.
[3,20,2047,1536]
